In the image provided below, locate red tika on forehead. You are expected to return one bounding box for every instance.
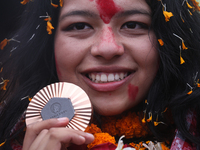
[96,0,121,24]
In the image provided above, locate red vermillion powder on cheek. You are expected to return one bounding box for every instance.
[96,0,121,24]
[128,84,139,101]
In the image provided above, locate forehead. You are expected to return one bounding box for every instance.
[60,0,151,18]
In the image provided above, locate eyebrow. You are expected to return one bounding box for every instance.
[59,9,151,22]
[59,10,99,21]
[114,9,151,18]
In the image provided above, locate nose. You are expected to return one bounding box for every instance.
[91,27,124,60]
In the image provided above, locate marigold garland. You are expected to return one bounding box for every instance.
[101,112,150,139]
[87,133,116,149]
[85,123,170,150]
[191,0,200,11]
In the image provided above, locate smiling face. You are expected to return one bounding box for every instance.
[54,0,159,116]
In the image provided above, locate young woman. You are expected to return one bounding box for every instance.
[0,0,200,149]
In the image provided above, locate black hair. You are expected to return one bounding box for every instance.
[0,0,200,149]
[146,0,200,146]
[0,0,60,149]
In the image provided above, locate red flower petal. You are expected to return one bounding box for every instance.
[90,142,117,150]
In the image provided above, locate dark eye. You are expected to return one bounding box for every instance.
[121,22,148,29]
[65,23,92,31]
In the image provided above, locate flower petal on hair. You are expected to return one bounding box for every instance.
[197,83,200,87]
[1,79,9,91]
[0,140,6,147]
[182,41,188,50]
[180,56,185,64]
[47,21,54,34]
[158,39,164,46]
[29,97,32,101]
[0,38,8,50]
[60,0,63,7]
[51,2,58,8]
[20,0,29,5]
[187,90,193,95]
[163,11,173,22]
[186,1,193,9]
[147,114,152,122]
[154,122,159,126]
[0,67,3,73]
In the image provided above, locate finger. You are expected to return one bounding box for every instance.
[23,118,69,150]
[27,127,94,150]
[40,128,94,149]
[28,129,49,150]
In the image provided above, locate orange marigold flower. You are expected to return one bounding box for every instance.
[116,112,149,138]
[47,21,54,34]
[87,133,116,149]
[161,142,170,150]
[158,39,164,46]
[163,11,173,22]
[0,38,9,50]
[101,116,118,136]
[191,0,200,11]
[1,79,9,91]
[129,142,146,150]
[21,0,29,5]
[85,123,102,134]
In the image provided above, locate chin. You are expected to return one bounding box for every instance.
[94,106,126,116]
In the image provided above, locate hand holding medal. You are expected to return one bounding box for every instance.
[23,82,94,150]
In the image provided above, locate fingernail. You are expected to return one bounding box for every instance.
[57,117,68,123]
[79,135,86,142]
[85,133,94,138]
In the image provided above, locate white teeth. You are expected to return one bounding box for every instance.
[108,74,114,82]
[88,72,128,83]
[101,74,107,82]
[91,74,95,81]
[96,74,100,81]
[119,73,124,79]
[114,74,119,80]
